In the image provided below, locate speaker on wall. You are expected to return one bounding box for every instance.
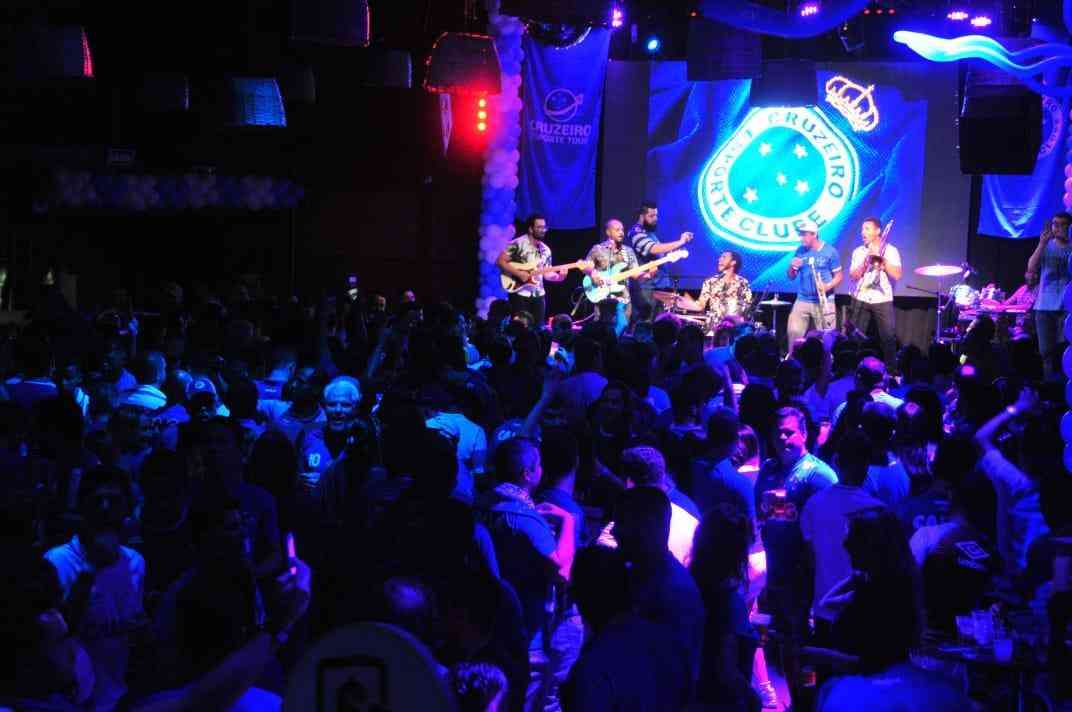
[500,0,608,23]
[291,0,370,47]
[749,60,817,108]
[959,69,1041,174]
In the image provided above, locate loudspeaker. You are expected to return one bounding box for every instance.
[959,69,1041,174]
[687,18,761,81]
[291,0,370,47]
[500,0,609,23]
[749,60,817,108]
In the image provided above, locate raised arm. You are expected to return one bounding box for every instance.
[1027,228,1051,276]
[645,231,693,256]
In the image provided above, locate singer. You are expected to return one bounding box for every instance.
[787,221,842,346]
[848,217,901,369]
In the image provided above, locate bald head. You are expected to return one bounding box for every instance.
[605,219,624,243]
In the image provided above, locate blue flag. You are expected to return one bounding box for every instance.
[978,95,1069,239]
[518,29,610,229]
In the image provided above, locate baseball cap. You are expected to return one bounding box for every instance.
[797,221,819,234]
[186,377,218,400]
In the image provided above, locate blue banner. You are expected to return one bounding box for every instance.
[518,29,610,229]
[646,63,927,292]
[978,95,1069,238]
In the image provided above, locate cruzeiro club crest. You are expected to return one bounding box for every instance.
[698,106,860,252]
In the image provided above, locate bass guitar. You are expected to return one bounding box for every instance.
[582,250,689,303]
[500,260,593,294]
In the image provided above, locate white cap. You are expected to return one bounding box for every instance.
[797,220,819,234]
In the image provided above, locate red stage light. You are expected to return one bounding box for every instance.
[477,121,487,132]
[478,110,487,119]
[478,98,487,108]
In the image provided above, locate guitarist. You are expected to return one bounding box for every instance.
[848,217,901,370]
[497,214,566,327]
[586,219,656,331]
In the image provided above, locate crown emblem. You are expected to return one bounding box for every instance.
[824,75,879,133]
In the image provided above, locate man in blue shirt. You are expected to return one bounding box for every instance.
[787,222,842,347]
[689,407,756,521]
[1026,211,1072,380]
[627,201,693,322]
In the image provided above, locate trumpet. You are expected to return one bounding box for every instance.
[808,256,829,316]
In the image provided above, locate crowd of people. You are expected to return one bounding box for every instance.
[1,274,1070,712]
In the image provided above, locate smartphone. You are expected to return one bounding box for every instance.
[286,532,298,576]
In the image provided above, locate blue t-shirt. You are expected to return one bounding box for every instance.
[1034,238,1072,311]
[755,452,839,516]
[689,456,756,521]
[794,242,842,303]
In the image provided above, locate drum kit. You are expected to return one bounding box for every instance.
[651,288,787,336]
[911,263,1025,344]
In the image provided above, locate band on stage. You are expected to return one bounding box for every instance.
[496,202,1071,374]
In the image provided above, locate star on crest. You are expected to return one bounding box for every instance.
[758,142,772,157]
[776,172,787,186]
[794,179,810,195]
[743,187,759,204]
[793,143,808,159]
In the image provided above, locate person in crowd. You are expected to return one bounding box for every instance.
[562,545,692,712]
[597,446,700,565]
[690,407,755,521]
[608,487,706,689]
[256,346,297,403]
[557,337,607,426]
[894,433,974,540]
[269,366,325,444]
[478,437,576,711]
[832,356,903,425]
[296,376,364,494]
[858,402,910,508]
[122,352,168,412]
[689,503,762,711]
[44,466,146,711]
[817,508,971,711]
[910,469,999,631]
[450,662,509,712]
[974,385,1054,577]
[802,430,885,639]
[803,345,857,426]
[7,335,59,410]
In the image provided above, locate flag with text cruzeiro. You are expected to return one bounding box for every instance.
[978,95,1069,239]
[518,29,610,229]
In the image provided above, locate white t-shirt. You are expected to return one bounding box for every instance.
[45,536,146,712]
[597,501,700,567]
[850,244,901,304]
[801,485,885,621]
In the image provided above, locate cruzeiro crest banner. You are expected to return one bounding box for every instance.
[517,28,611,229]
[646,62,926,291]
[977,95,1069,239]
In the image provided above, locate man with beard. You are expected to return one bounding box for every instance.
[628,201,693,322]
[45,467,146,711]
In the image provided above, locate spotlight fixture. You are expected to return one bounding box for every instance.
[646,36,661,53]
[946,10,969,20]
[611,6,624,29]
[970,14,993,27]
[800,2,820,17]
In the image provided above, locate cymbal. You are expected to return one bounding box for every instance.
[914,263,963,277]
[759,298,791,306]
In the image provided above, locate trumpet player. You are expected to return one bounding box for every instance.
[787,221,842,347]
[848,217,901,370]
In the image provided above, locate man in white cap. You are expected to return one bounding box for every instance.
[786,221,842,346]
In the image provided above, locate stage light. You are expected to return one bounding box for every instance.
[611,6,624,29]
[477,121,487,132]
[478,110,487,119]
[646,36,661,53]
[970,14,992,27]
[947,10,969,20]
[478,98,487,108]
[800,2,820,17]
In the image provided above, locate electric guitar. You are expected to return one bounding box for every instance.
[500,260,593,293]
[583,250,690,303]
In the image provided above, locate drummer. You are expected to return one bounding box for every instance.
[676,250,753,326]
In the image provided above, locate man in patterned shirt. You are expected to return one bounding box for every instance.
[678,250,752,329]
[497,214,568,327]
[586,219,656,333]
